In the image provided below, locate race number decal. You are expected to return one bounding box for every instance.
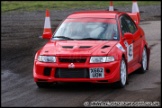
[127,44,133,62]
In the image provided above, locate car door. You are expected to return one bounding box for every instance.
[120,15,141,67]
[123,15,142,65]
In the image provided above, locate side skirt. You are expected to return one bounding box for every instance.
[128,63,141,74]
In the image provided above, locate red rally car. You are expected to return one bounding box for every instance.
[33,10,150,88]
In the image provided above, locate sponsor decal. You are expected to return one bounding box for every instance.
[116,43,125,52]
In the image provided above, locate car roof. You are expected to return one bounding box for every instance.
[67,10,123,19]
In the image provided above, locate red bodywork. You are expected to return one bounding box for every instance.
[33,10,150,84]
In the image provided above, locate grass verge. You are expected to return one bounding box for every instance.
[1,1,161,12]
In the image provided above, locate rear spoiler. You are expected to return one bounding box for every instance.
[127,12,140,25]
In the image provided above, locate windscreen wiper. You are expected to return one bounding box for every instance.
[53,36,73,40]
[80,38,105,40]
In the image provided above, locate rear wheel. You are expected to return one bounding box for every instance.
[36,82,54,88]
[114,58,128,88]
[139,47,147,73]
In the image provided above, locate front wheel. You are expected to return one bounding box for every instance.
[114,58,128,88]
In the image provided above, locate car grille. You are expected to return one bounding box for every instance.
[59,58,86,63]
[55,68,89,78]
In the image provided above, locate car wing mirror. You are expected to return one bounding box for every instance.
[124,32,133,39]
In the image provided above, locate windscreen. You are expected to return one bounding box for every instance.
[53,18,118,40]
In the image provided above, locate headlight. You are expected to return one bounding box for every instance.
[90,56,114,63]
[38,55,56,62]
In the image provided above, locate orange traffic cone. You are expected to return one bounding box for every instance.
[132,1,139,13]
[132,1,140,21]
[43,9,52,38]
[109,1,114,11]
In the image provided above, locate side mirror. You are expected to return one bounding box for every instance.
[124,32,133,39]
[42,32,52,39]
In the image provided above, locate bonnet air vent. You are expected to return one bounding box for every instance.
[62,46,73,48]
[79,46,92,48]
[101,45,110,49]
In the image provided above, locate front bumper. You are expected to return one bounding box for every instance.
[33,60,121,83]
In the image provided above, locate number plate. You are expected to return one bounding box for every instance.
[89,68,104,78]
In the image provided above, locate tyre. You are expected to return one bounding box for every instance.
[139,47,147,73]
[36,82,54,88]
[114,58,128,88]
